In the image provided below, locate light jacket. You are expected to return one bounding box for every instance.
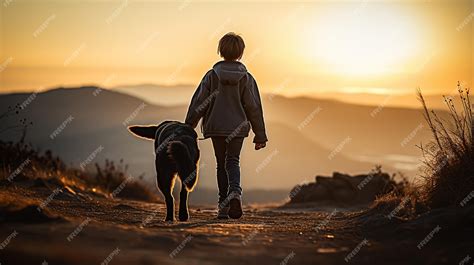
[185,61,268,143]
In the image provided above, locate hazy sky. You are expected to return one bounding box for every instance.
[0,0,473,97]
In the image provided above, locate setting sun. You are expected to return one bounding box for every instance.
[306,4,422,76]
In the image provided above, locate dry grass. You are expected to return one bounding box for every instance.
[1,101,159,202]
[0,140,160,202]
[417,82,473,208]
[372,82,473,217]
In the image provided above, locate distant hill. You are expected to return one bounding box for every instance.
[113,84,454,171]
[0,86,449,190]
[262,95,436,172]
[112,83,455,110]
[113,84,195,106]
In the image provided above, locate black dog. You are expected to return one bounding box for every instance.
[128,121,199,221]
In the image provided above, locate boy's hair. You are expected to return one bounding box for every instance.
[218,32,245,61]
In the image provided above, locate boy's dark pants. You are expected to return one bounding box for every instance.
[211,136,244,204]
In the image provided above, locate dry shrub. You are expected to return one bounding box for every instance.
[417,82,474,208]
[370,82,473,217]
[0,141,159,202]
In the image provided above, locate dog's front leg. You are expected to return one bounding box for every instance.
[178,188,189,221]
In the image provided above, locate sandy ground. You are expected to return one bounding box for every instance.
[0,184,472,265]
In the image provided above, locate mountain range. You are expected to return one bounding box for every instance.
[1,85,449,191]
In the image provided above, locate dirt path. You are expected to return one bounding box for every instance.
[0,185,469,265]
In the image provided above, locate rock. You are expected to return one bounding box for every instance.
[289,170,396,206]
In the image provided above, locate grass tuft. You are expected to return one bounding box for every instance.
[416,82,473,208]
[373,82,473,216]
[0,141,160,202]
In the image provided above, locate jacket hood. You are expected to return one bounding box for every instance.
[212,61,247,85]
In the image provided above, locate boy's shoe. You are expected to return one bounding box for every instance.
[217,206,229,219]
[228,193,243,219]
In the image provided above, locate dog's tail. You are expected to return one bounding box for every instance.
[167,140,198,191]
[128,125,158,140]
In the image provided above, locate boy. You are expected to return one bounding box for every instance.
[185,32,268,219]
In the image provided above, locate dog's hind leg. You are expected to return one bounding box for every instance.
[157,166,176,222]
[176,164,196,222]
[163,190,174,222]
[176,160,197,222]
[178,186,189,221]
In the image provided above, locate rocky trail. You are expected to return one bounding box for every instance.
[0,183,472,265]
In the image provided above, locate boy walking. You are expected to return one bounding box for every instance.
[185,32,268,219]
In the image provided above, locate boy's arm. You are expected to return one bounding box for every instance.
[185,71,212,128]
[242,74,268,143]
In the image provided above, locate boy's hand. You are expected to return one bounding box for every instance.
[255,142,266,150]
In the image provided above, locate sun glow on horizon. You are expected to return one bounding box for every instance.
[0,1,472,98]
[306,5,422,76]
